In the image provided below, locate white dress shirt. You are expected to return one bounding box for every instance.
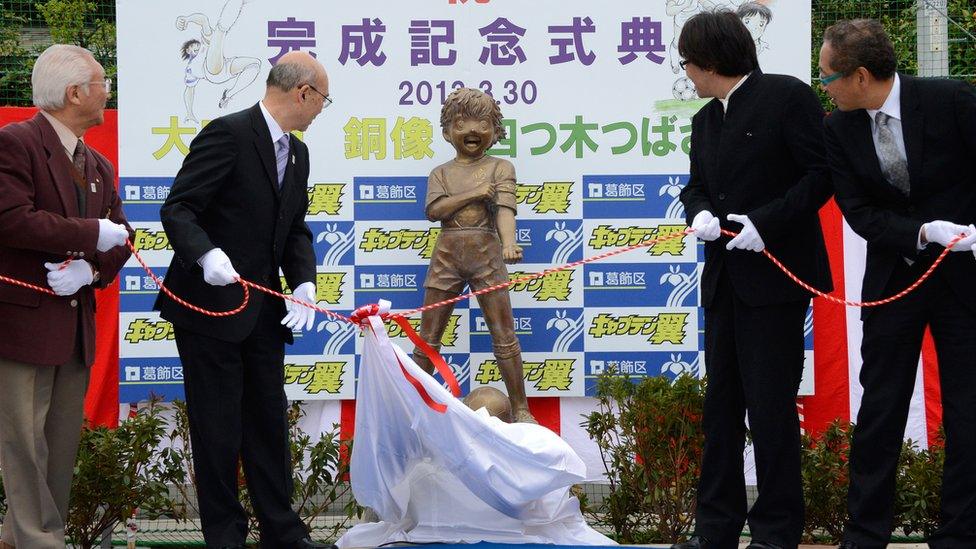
[719,72,752,116]
[866,73,907,163]
[40,110,80,162]
[259,100,286,146]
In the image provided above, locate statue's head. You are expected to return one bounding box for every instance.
[440,87,506,160]
[462,386,513,423]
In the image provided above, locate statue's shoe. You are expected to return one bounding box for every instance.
[513,407,538,424]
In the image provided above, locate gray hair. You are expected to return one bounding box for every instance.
[266,61,317,92]
[32,44,96,110]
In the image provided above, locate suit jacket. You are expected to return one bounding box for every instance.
[680,71,834,308]
[155,103,316,342]
[0,113,131,366]
[825,74,976,319]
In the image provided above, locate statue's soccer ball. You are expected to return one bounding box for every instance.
[672,76,699,101]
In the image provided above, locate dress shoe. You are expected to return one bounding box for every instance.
[291,537,335,549]
[838,541,859,549]
[671,536,710,549]
[746,542,784,549]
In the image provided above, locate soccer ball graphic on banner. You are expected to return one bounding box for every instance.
[672,77,699,101]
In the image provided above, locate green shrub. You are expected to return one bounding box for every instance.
[584,372,706,543]
[894,431,944,539]
[800,419,852,544]
[66,397,180,549]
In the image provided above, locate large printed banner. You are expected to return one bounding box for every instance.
[116,0,813,402]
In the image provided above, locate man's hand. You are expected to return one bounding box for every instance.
[198,248,240,286]
[690,210,721,241]
[96,219,129,252]
[921,221,976,250]
[45,260,94,296]
[725,214,765,252]
[281,281,316,331]
[502,243,523,264]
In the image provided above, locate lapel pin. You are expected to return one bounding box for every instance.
[746,131,753,137]
[292,154,296,164]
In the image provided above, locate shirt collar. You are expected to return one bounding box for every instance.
[719,72,752,113]
[259,100,286,144]
[867,73,902,123]
[39,110,80,158]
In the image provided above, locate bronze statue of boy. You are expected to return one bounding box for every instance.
[412,88,536,424]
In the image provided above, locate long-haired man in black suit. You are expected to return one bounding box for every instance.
[673,10,834,549]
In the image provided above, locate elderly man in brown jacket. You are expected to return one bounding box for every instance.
[0,44,131,549]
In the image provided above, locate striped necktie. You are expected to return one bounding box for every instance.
[72,141,87,189]
[275,134,290,188]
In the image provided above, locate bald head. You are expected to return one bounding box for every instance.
[278,50,319,67]
[262,51,330,133]
[266,51,327,94]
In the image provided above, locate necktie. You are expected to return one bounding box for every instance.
[875,111,910,195]
[275,134,290,188]
[72,141,87,189]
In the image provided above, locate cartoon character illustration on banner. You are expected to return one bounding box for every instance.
[668,0,714,100]
[412,88,536,424]
[176,0,261,123]
[668,0,702,75]
[738,1,773,55]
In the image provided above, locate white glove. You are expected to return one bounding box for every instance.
[690,210,721,241]
[96,219,129,252]
[921,221,976,250]
[45,260,94,296]
[726,214,766,252]
[281,281,316,331]
[972,243,976,259]
[198,248,240,286]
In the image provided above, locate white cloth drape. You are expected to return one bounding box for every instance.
[337,308,614,547]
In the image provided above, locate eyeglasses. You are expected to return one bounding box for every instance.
[679,59,690,70]
[84,78,111,93]
[306,84,332,108]
[818,71,846,86]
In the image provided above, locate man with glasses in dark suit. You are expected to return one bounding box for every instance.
[819,19,976,549]
[156,50,332,549]
[0,44,131,549]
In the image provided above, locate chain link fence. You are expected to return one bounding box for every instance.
[2,0,116,107]
[813,0,975,78]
